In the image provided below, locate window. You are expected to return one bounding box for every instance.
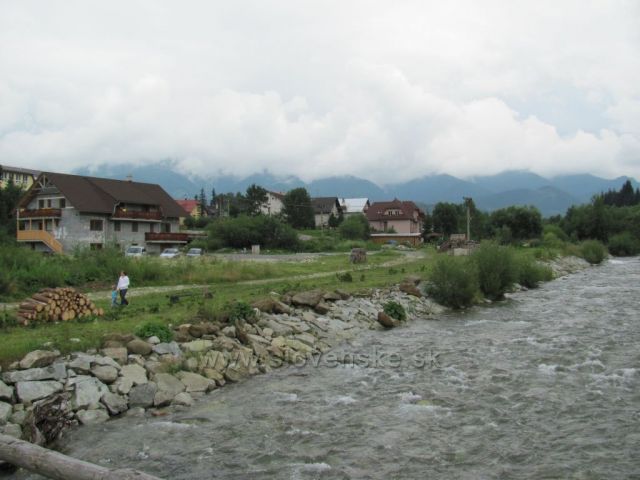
[114,222,121,232]
[59,198,66,208]
[38,199,45,209]
[46,199,52,208]
[131,222,138,233]
[45,220,52,231]
[163,223,171,233]
[90,220,103,231]
[149,223,155,233]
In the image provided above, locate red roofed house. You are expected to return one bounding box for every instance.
[176,199,204,223]
[366,199,426,246]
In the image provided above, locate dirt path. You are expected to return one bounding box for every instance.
[0,250,426,310]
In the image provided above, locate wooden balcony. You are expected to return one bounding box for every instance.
[19,208,61,219]
[113,209,162,221]
[17,230,63,253]
[145,232,189,243]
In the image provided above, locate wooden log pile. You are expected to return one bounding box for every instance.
[16,288,104,326]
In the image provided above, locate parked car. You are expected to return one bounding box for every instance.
[160,248,181,259]
[125,246,146,257]
[186,248,203,257]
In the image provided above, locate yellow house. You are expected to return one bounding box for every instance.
[0,165,40,190]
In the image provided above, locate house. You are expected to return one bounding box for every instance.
[16,172,187,254]
[0,165,40,190]
[339,198,370,217]
[260,191,285,216]
[311,197,342,228]
[366,199,426,246]
[175,199,204,225]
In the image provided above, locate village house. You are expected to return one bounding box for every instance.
[0,165,40,190]
[16,172,187,254]
[260,190,285,216]
[366,199,426,246]
[311,197,342,228]
[175,198,205,226]
[339,198,370,218]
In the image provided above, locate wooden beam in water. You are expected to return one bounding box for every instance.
[0,433,163,480]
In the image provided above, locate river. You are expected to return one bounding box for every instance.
[14,258,640,479]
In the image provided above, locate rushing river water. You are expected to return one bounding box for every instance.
[14,258,640,479]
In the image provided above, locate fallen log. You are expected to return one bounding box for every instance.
[0,433,163,480]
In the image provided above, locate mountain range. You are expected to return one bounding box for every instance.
[74,162,638,217]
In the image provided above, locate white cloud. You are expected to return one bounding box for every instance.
[0,0,638,182]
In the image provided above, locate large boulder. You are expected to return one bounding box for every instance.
[129,383,157,408]
[2,364,66,384]
[16,381,63,403]
[120,364,148,386]
[199,351,227,372]
[152,342,182,356]
[100,347,128,365]
[291,290,325,308]
[100,392,128,415]
[126,339,153,356]
[91,366,119,384]
[76,409,109,425]
[377,311,398,329]
[252,298,291,315]
[0,381,13,402]
[154,373,185,397]
[175,372,215,393]
[172,392,194,407]
[0,401,11,424]
[183,339,213,353]
[19,350,60,369]
[260,319,293,337]
[72,376,109,410]
[399,282,422,298]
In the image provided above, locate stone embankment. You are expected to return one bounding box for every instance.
[0,278,443,446]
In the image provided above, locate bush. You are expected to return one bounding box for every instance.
[580,240,607,264]
[208,216,300,250]
[383,301,406,321]
[339,214,370,240]
[608,232,640,256]
[426,256,479,309]
[515,256,553,288]
[136,322,173,343]
[228,301,256,324]
[472,242,518,299]
[543,224,569,242]
[336,272,353,282]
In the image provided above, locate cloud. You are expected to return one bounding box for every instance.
[0,0,638,183]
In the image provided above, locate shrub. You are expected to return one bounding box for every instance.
[339,214,370,240]
[472,242,518,299]
[608,232,640,256]
[515,256,553,288]
[383,301,406,321]
[543,224,569,242]
[426,256,479,309]
[228,301,256,324]
[208,216,300,250]
[136,322,173,343]
[580,240,607,264]
[336,272,353,282]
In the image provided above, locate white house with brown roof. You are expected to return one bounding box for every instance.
[260,191,285,216]
[16,172,187,254]
[366,199,425,245]
[311,197,342,228]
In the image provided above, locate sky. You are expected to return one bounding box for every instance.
[0,0,639,184]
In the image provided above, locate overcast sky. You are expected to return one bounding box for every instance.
[1,1,639,183]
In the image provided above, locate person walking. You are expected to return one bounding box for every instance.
[117,271,130,306]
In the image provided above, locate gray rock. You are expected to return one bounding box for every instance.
[183,339,213,353]
[314,301,331,314]
[19,350,60,369]
[152,342,182,356]
[129,382,157,408]
[76,409,109,425]
[10,410,27,426]
[202,369,225,386]
[67,354,94,373]
[91,366,119,384]
[126,339,153,356]
[284,338,314,353]
[72,376,109,410]
[153,390,175,407]
[172,392,194,407]
[154,373,185,397]
[2,363,66,383]
[294,333,317,347]
[120,364,148,386]
[147,336,161,345]
[224,365,250,383]
[262,319,294,336]
[99,347,128,364]
[291,290,325,308]
[0,380,13,402]
[277,319,311,333]
[2,423,22,439]
[221,326,236,338]
[16,381,63,403]
[124,407,146,418]
[0,401,11,424]
[101,392,128,415]
[114,376,133,395]
[175,372,215,392]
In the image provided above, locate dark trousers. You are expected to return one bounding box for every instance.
[119,289,129,305]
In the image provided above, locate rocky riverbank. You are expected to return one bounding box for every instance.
[0,279,444,447]
[0,255,591,449]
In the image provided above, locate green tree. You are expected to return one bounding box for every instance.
[432,202,460,236]
[338,214,370,240]
[0,173,24,242]
[243,184,268,216]
[490,205,542,241]
[282,188,315,229]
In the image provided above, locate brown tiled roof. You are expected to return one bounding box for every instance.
[311,197,340,214]
[366,199,425,222]
[267,191,285,200]
[175,199,200,214]
[23,172,185,217]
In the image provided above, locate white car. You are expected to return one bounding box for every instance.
[186,248,203,257]
[160,248,181,259]
[125,246,146,257]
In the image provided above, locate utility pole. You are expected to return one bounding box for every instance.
[463,197,472,241]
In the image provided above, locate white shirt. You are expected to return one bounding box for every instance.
[117,275,130,290]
